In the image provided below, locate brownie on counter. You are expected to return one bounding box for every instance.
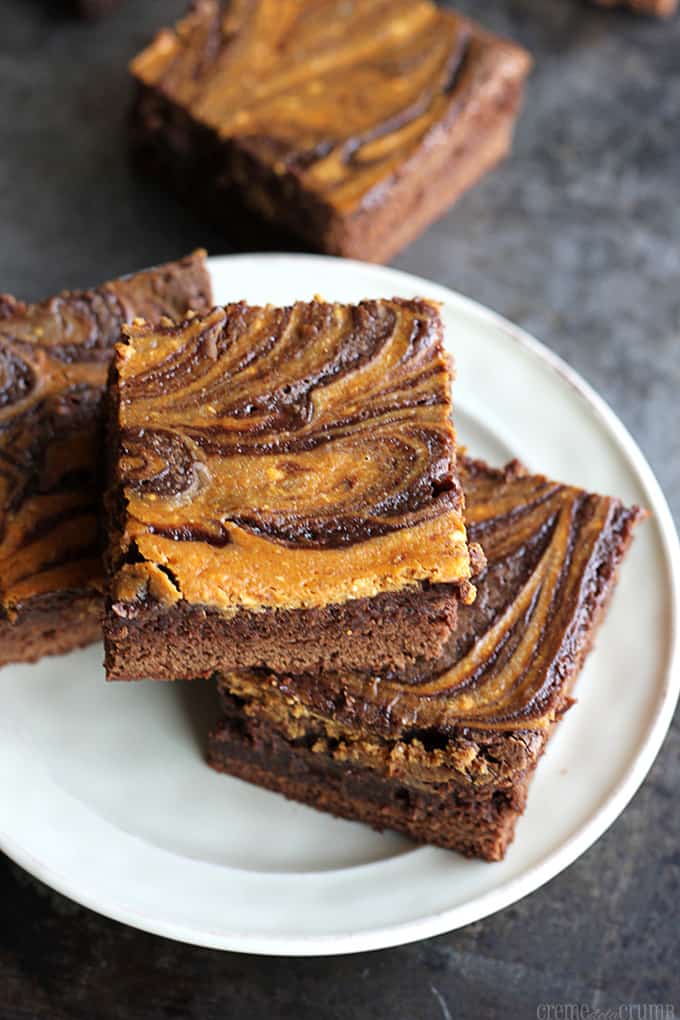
[592,0,676,14]
[130,0,531,264]
[208,456,644,861]
[104,298,480,681]
[0,252,212,668]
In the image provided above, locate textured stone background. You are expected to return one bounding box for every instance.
[1,1,678,1017]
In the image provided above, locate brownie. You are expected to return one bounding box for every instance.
[103,297,480,681]
[0,251,212,668]
[592,0,676,14]
[208,456,644,861]
[129,1,532,264]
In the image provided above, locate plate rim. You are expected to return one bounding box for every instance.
[1,251,678,956]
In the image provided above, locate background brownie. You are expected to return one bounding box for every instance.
[0,251,211,667]
[209,456,644,861]
[129,0,531,264]
[104,298,478,681]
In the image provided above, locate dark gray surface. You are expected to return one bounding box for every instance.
[1,1,678,1017]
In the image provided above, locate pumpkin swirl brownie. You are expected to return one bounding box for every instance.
[103,297,479,680]
[0,252,212,667]
[130,0,532,264]
[208,456,645,861]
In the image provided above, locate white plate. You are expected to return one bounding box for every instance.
[1,254,678,956]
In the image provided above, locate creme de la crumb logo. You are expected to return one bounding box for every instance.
[536,1005,676,1020]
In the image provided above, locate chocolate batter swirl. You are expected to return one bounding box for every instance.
[110,298,473,613]
[0,253,211,614]
[131,0,509,216]
[220,457,643,740]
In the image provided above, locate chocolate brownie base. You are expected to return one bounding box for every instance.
[104,584,459,681]
[208,708,528,861]
[0,592,101,669]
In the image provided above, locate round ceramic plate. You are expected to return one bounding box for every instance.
[1,254,678,956]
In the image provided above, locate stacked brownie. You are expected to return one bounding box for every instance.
[0,252,212,666]
[101,297,643,861]
[0,254,643,862]
[208,457,642,859]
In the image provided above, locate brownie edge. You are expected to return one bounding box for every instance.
[103,585,460,680]
[208,711,527,862]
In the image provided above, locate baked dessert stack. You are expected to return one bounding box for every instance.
[2,2,648,864]
[1,261,643,861]
[100,294,643,861]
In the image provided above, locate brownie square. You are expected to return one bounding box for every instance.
[0,252,212,667]
[208,456,644,861]
[129,1,531,264]
[103,297,479,681]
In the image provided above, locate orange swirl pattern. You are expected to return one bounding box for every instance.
[0,253,211,614]
[131,0,522,216]
[222,458,642,733]
[109,298,473,614]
